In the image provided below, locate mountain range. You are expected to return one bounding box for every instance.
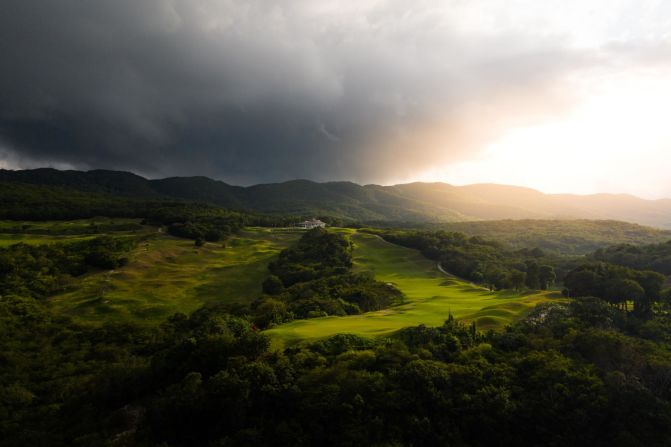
[1,168,671,228]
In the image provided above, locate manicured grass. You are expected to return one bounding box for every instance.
[265,231,561,346]
[43,224,559,340]
[49,227,301,325]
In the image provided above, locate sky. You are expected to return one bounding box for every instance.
[1,0,670,198]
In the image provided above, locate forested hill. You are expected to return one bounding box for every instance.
[592,240,671,275]
[2,168,671,227]
[434,219,671,255]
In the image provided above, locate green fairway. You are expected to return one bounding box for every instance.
[265,231,561,346]
[49,227,301,325]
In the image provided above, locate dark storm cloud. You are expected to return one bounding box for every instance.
[0,0,602,183]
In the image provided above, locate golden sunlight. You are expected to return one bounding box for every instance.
[422,72,671,198]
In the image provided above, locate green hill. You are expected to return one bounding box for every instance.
[49,228,301,325]
[435,219,671,254]
[2,168,671,227]
[592,239,671,275]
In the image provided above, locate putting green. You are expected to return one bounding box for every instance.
[265,231,560,346]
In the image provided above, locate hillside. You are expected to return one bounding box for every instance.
[592,239,671,275]
[2,168,671,227]
[434,219,671,254]
[267,231,557,346]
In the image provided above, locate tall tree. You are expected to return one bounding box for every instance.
[510,269,527,291]
[538,265,556,290]
[525,260,540,290]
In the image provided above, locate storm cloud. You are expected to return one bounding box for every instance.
[0,0,666,184]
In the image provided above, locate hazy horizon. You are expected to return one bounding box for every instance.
[2,1,670,198]
[5,165,671,201]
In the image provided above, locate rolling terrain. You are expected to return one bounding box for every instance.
[29,223,559,339]
[2,168,671,227]
[266,231,560,346]
[49,227,301,325]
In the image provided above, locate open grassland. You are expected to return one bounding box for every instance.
[0,218,146,247]
[49,227,301,325]
[266,231,561,346]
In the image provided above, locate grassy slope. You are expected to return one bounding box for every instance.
[49,227,301,325]
[0,234,98,247]
[0,218,144,247]
[39,224,557,340]
[266,231,560,346]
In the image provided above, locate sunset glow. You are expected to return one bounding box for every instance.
[417,71,671,198]
[2,0,671,198]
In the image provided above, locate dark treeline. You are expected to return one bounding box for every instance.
[592,239,671,275]
[0,220,144,235]
[0,180,349,231]
[0,237,136,299]
[250,229,403,325]
[564,262,667,317]
[434,219,671,255]
[0,181,173,221]
[4,290,671,446]
[365,229,569,291]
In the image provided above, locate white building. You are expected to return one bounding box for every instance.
[297,219,327,229]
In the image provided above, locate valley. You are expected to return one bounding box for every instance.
[267,231,558,346]
[2,211,670,446]
[24,221,558,342]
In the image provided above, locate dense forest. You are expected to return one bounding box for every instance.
[2,188,671,444]
[563,263,667,316]
[592,240,671,275]
[0,180,329,230]
[433,219,671,254]
[0,237,136,299]
[3,168,671,228]
[4,281,671,445]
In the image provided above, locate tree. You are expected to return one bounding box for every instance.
[631,271,664,317]
[254,298,289,327]
[605,278,644,311]
[661,288,671,307]
[525,260,540,290]
[564,268,600,298]
[262,275,284,295]
[538,265,556,290]
[484,266,508,291]
[510,269,527,291]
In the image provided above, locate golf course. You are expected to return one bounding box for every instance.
[265,230,560,345]
[34,223,560,337]
[49,227,302,325]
